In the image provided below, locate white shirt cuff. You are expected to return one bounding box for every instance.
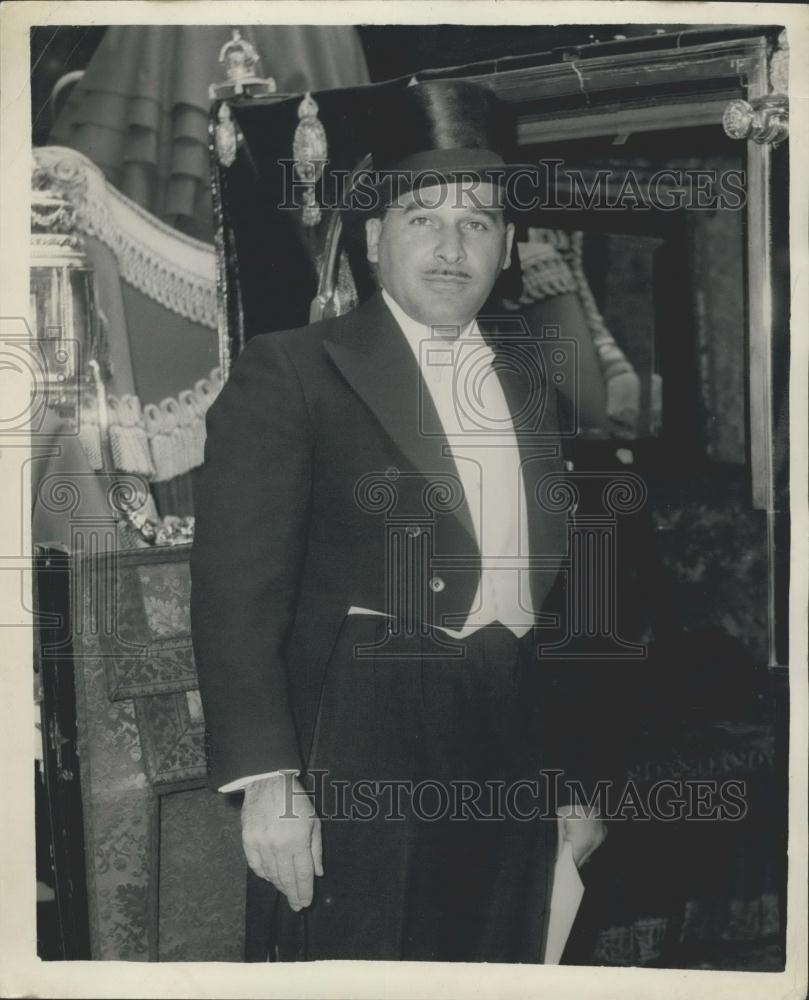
[218,769,299,793]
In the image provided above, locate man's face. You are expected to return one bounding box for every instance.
[365,181,515,329]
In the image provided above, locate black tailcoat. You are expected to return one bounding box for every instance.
[190,290,572,959]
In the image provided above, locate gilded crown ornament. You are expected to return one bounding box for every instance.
[209,29,278,167]
[218,29,275,94]
[293,92,328,227]
[208,28,277,101]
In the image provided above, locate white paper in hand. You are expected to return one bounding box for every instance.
[542,824,586,964]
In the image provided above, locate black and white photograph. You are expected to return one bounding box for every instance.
[0,3,806,997]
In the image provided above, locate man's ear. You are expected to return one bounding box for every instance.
[366,217,382,264]
[501,222,516,271]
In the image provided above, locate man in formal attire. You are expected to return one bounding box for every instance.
[191,79,605,962]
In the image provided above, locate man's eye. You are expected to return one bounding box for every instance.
[409,216,433,226]
[463,220,488,231]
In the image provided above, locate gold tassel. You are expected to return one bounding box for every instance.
[293,93,327,227]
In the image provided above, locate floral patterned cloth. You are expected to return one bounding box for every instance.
[73,543,243,960]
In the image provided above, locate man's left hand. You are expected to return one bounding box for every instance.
[557,805,608,868]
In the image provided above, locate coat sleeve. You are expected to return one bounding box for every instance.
[190,333,313,790]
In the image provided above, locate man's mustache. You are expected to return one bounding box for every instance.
[424,268,472,279]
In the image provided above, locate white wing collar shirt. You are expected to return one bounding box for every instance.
[349,289,536,639]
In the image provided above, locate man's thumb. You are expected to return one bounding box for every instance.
[311,817,324,877]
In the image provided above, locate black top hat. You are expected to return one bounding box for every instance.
[367,79,518,196]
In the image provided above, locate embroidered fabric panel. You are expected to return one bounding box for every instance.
[157,789,245,961]
[73,544,217,959]
[136,692,206,786]
[101,558,197,700]
[73,585,154,959]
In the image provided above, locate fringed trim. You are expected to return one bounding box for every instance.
[108,396,156,478]
[508,234,578,306]
[565,231,635,380]
[512,229,637,381]
[33,146,218,330]
[76,398,106,473]
[562,230,642,434]
[142,368,223,481]
[76,368,223,481]
[508,229,642,437]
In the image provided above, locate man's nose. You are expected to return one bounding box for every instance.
[434,228,466,265]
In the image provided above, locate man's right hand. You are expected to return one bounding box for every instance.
[241,774,324,911]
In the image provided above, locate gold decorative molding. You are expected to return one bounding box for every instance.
[722,31,788,147]
[722,95,788,146]
[769,29,788,95]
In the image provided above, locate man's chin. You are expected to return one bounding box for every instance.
[420,312,477,330]
[417,292,480,328]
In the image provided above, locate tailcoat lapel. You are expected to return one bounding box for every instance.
[323,293,566,592]
[324,292,477,547]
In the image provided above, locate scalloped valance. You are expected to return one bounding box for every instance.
[33,146,217,329]
[77,369,223,483]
